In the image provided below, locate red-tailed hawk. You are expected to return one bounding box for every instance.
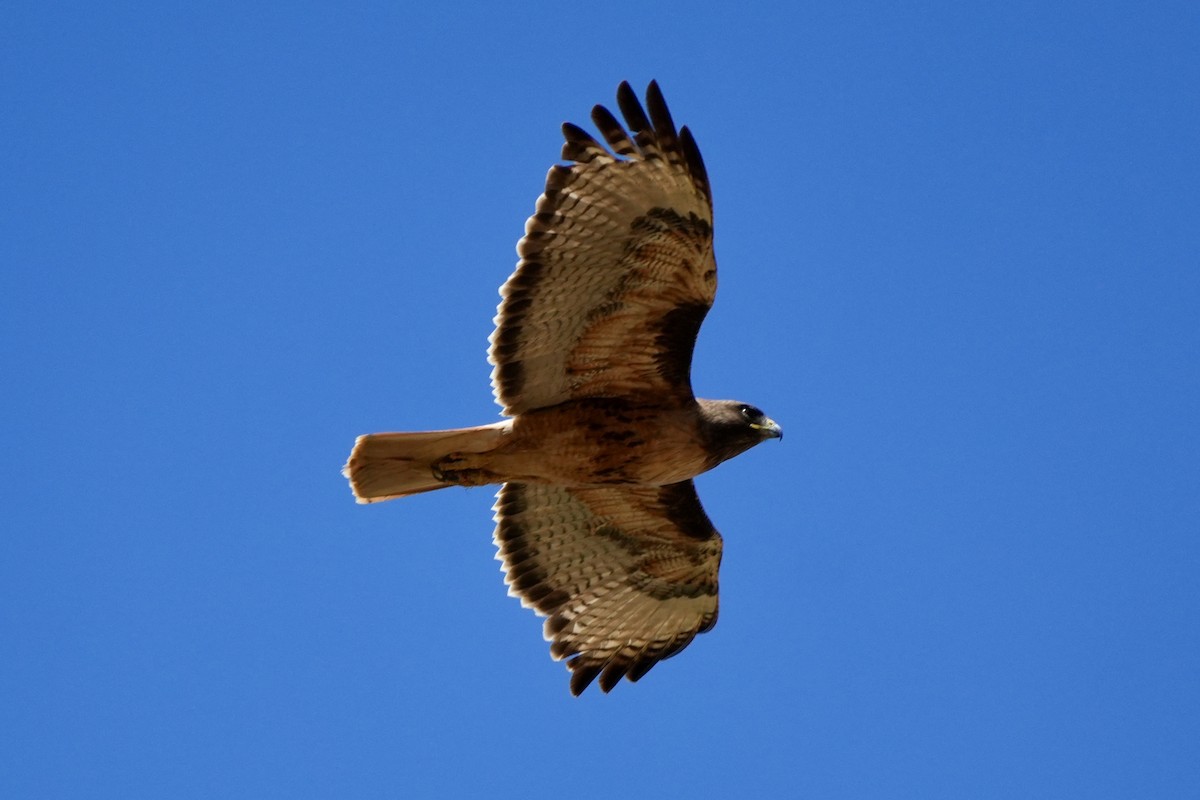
[344,81,781,695]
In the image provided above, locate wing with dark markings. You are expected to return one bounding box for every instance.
[489,81,716,416]
[493,480,722,695]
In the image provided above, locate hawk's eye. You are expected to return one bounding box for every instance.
[740,405,762,421]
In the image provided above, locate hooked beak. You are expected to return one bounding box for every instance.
[751,418,783,441]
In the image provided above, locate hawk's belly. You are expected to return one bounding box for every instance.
[497,399,710,487]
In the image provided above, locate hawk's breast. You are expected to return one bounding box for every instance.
[501,399,710,487]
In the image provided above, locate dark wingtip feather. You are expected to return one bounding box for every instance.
[616,81,652,138]
[679,125,712,203]
[591,103,636,156]
[599,662,629,693]
[615,80,636,107]
[561,121,608,163]
[644,80,680,148]
[562,121,594,143]
[569,661,603,696]
[626,657,658,683]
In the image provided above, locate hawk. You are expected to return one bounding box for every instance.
[344,81,781,695]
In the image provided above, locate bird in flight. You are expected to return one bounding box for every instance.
[344,81,781,695]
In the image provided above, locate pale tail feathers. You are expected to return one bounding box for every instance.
[342,421,511,503]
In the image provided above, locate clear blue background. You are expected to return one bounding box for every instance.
[4,2,1198,797]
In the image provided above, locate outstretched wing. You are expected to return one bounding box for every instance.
[493,480,722,695]
[489,81,716,416]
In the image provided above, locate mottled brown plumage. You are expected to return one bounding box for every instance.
[343,81,780,695]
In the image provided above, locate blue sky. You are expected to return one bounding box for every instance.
[4,2,1198,797]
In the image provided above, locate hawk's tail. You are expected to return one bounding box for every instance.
[342,422,510,503]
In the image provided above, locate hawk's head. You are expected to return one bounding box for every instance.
[698,399,782,467]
